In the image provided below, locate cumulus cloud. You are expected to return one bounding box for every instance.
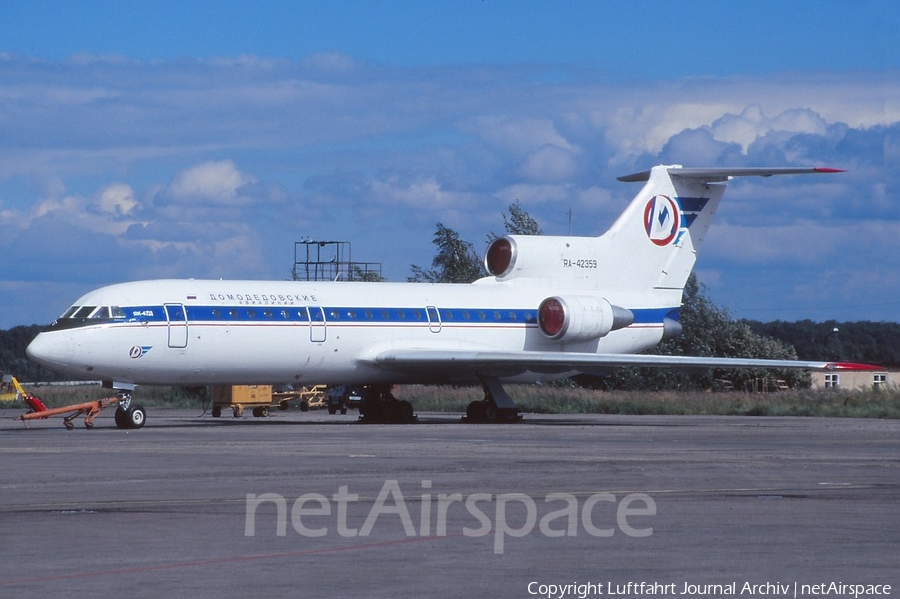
[96,183,138,215]
[160,160,257,206]
[709,106,830,152]
[465,116,575,159]
[516,144,580,182]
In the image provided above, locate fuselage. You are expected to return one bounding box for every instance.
[26,278,674,387]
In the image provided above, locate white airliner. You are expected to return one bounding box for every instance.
[27,165,868,428]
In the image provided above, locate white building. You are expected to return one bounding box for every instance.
[810,367,895,391]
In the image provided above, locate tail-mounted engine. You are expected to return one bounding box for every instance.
[538,296,634,342]
[538,295,634,341]
[485,235,601,280]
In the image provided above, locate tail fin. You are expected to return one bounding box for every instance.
[598,165,842,293]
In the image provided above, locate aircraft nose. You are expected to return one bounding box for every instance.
[26,332,76,370]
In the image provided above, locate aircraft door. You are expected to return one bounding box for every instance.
[164,303,188,348]
[308,306,326,342]
[426,306,441,333]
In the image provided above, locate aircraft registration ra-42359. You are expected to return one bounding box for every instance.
[27,165,876,428]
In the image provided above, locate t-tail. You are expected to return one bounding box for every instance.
[608,165,842,294]
[483,165,842,302]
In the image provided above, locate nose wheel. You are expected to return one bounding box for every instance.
[114,393,147,429]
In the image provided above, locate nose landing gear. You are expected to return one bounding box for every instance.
[113,393,147,429]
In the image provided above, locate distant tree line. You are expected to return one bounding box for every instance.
[579,274,809,392]
[744,320,900,366]
[0,325,58,382]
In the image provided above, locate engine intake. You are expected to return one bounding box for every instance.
[484,237,516,277]
[538,296,634,342]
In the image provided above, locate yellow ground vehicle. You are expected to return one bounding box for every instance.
[274,385,327,411]
[0,374,27,403]
[210,384,327,417]
[211,385,272,418]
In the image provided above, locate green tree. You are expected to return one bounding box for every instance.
[350,264,385,282]
[409,223,484,283]
[498,199,543,236]
[0,325,60,382]
[581,274,806,391]
[746,320,900,366]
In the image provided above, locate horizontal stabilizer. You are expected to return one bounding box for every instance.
[618,166,844,183]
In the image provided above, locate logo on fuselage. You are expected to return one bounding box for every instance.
[129,345,152,359]
[643,195,681,246]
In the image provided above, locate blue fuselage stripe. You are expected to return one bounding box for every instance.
[109,305,678,327]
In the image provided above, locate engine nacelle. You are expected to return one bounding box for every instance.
[484,235,601,280]
[538,296,634,342]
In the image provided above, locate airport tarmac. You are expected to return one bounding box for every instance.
[1,408,897,598]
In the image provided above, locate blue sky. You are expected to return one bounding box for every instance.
[1,1,899,328]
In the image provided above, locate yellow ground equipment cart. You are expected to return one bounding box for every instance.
[211,384,327,417]
[211,385,273,418]
[1,374,28,404]
[273,385,327,411]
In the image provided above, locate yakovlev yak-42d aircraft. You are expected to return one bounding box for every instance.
[27,165,871,428]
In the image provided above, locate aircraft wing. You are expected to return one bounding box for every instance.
[373,349,878,378]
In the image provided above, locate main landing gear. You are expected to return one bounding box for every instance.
[465,376,522,423]
[358,384,417,424]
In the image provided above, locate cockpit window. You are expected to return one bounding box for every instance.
[51,305,127,330]
[73,306,97,318]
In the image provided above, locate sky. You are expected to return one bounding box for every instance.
[0,1,898,328]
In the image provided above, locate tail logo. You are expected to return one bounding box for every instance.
[643,195,681,246]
